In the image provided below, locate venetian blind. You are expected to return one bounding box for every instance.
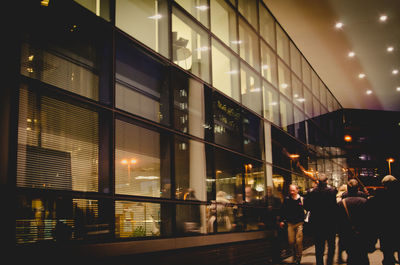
[17,86,99,192]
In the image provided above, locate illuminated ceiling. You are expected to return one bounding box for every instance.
[263,0,400,111]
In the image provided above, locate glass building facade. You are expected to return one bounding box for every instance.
[7,0,347,254]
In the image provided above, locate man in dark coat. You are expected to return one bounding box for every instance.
[304,174,338,265]
[337,179,370,265]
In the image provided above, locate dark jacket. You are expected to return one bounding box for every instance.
[280,195,305,224]
[337,195,369,250]
[304,183,338,231]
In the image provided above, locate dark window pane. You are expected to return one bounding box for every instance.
[213,93,242,152]
[115,35,170,125]
[176,203,209,235]
[243,110,264,159]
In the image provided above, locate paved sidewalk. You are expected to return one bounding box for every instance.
[282,243,384,265]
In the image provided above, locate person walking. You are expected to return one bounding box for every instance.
[337,179,370,265]
[304,174,338,265]
[336,184,347,264]
[279,184,305,265]
[371,175,400,265]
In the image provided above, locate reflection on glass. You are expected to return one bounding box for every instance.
[261,42,278,88]
[238,0,258,30]
[211,39,240,101]
[311,71,320,98]
[263,81,279,124]
[116,0,169,58]
[16,196,111,244]
[208,197,235,232]
[115,201,164,238]
[172,69,205,137]
[176,204,208,235]
[290,42,301,78]
[280,97,294,133]
[276,25,290,65]
[327,92,334,112]
[302,57,311,88]
[115,120,170,198]
[74,0,111,21]
[264,122,273,163]
[292,74,304,110]
[243,110,263,159]
[313,97,320,117]
[303,88,313,117]
[210,0,237,51]
[175,0,209,27]
[241,64,262,114]
[213,93,242,152]
[175,136,207,201]
[278,59,292,99]
[319,81,327,107]
[239,18,260,71]
[259,3,275,49]
[17,88,99,192]
[294,107,306,143]
[116,36,169,125]
[172,7,210,83]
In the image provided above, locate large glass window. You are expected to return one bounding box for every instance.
[115,201,171,238]
[263,81,279,125]
[313,96,321,117]
[176,203,208,235]
[327,92,334,112]
[175,136,207,201]
[261,41,278,88]
[290,42,302,78]
[239,18,260,72]
[278,59,292,99]
[259,3,275,50]
[115,36,170,125]
[115,120,171,198]
[240,64,262,115]
[243,110,264,159]
[302,57,311,88]
[17,87,100,192]
[172,7,211,83]
[238,0,258,30]
[320,81,327,107]
[276,25,290,65]
[280,97,294,133]
[294,107,306,143]
[175,0,209,27]
[211,39,240,101]
[210,0,237,51]
[74,0,111,21]
[213,93,242,152]
[311,71,320,98]
[292,74,304,110]
[172,69,206,138]
[116,0,169,58]
[303,87,313,117]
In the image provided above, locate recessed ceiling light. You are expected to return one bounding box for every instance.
[366,90,372,95]
[348,51,355,57]
[379,15,388,22]
[396,87,400,91]
[335,22,343,29]
[358,73,366,79]
[387,46,394,52]
[393,69,399,75]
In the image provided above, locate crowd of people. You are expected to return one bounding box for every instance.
[279,174,400,265]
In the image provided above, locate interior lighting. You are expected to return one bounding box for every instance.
[40,0,49,6]
[280,83,288,89]
[366,90,373,95]
[396,87,400,91]
[231,40,242,45]
[195,5,209,11]
[344,135,352,142]
[148,14,162,20]
[386,158,394,163]
[348,51,355,58]
[392,69,399,75]
[379,15,388,22]
[358,73,366,79]
[335,22,343,29]
[289,154,300,159]
[387,46,394,52]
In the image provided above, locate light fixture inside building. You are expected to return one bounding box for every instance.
[387,46,394,52]
[344,135,352,142]
[195,5,209,11]
[379,15,388,22]
[348,51,355,57]
[366,90,372,95]
[335,22,343,29]
[358,73,366,79]
[289,154,300,159]
[148,14,162,20]
[392,69,399,75]
[396,87,400,91]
